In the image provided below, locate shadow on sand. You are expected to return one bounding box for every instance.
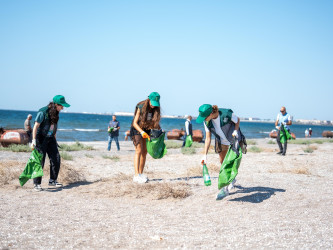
[43,180,97,192]
[229,185,285,203]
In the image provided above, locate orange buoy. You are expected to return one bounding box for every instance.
[269,130,296,139]
[167,131,182,140]
[322,131,333,138]
[0,129,29,147]
[192,130,203,142]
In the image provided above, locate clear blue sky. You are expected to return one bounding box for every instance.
[1,0,332,120]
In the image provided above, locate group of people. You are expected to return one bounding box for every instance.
[27,93,292,200]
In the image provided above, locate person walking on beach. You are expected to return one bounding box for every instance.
[130,92,161,183]
[107,115,120,151]
[24,114,33,142]
[309,128,312,137]
[196,104,245,199]
[182,115,193,147]
[31,95,70,191]
[305,129,309,138]
[275,106,292,156]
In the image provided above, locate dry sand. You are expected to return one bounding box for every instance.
[0,139,332,249]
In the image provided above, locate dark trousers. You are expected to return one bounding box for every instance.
[276,128,288,154]
[33,137,61,185]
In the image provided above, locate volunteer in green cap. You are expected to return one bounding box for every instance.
[197,104,245,197]
[130,92,161,183]
[30,95,70,191]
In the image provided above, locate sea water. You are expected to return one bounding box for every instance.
[1,109,332,142]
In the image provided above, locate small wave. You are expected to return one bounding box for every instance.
[58,129,73,131]
[259,131,270,134]
[74,128,101,132]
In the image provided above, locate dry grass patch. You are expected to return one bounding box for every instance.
[0,161,25,186]
[187,163,220,177]
[269,166,311,175]
[91,176,192,200]
[291,167,311,175]
[59,163,87,184]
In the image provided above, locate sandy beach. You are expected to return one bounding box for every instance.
[0,138,332,249]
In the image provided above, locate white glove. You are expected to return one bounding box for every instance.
[31,139,36,150]
[275,126,280,130]
[232,130,238,138]
[201,155,207,164]
[113,128,118,131]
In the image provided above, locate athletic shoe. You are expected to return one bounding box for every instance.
[140,174,149,182]
[277,151,283,154]
[216,187,229,201]
[34,184,43,192]
[227,179,236,192]
[48,181,63,187]
[133,175,140,183]
[137,175,148,184]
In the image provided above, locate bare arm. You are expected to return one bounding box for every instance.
[203,130,211,155]
[234,117,240,131]
[133,109,143,133]
[32,122,40,141]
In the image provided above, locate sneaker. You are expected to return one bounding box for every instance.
[34,184,43,192]
[48,181,63,188]
[136,175,148,184]
[216,187,229,201]
[277,151,283,154]
[140,174,149,182]
[227,179,236,192]
[133,175,140,183]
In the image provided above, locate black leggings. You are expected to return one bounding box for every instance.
[33,137,61,185]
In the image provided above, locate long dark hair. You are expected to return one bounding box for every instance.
[134,99,161,130]
[48,102,59,124]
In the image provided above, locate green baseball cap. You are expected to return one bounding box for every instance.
[148,92,160,107]
[196,104,212,123]
[53,95,70,107]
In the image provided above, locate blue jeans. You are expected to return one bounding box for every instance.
[108,136,120,151]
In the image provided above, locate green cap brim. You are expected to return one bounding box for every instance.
[150,100,160,107]
[196,115,206,123]
[62,103,70,107]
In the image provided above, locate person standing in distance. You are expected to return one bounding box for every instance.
[182,115,193,147]
[107,115,120,151]
[24,114,33,143]
[130,92,161,184]
[275,106,292,156]
[31,95,70,191]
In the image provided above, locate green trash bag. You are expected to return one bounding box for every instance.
[218,142,242,190]
[185,135,193,147]
[19,149,44,186]
[146,132,167,159]
[280,124,293,144]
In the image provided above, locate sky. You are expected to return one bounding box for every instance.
[1,0,332,121]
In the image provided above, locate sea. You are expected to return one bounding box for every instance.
[1,109,332,142]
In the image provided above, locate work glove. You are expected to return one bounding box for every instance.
[113,128,118,131]
[201,154,207,164]
[31,139,36,150]
[232,130,238,138]
[275,126,280,130]
[141,131,150,141]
